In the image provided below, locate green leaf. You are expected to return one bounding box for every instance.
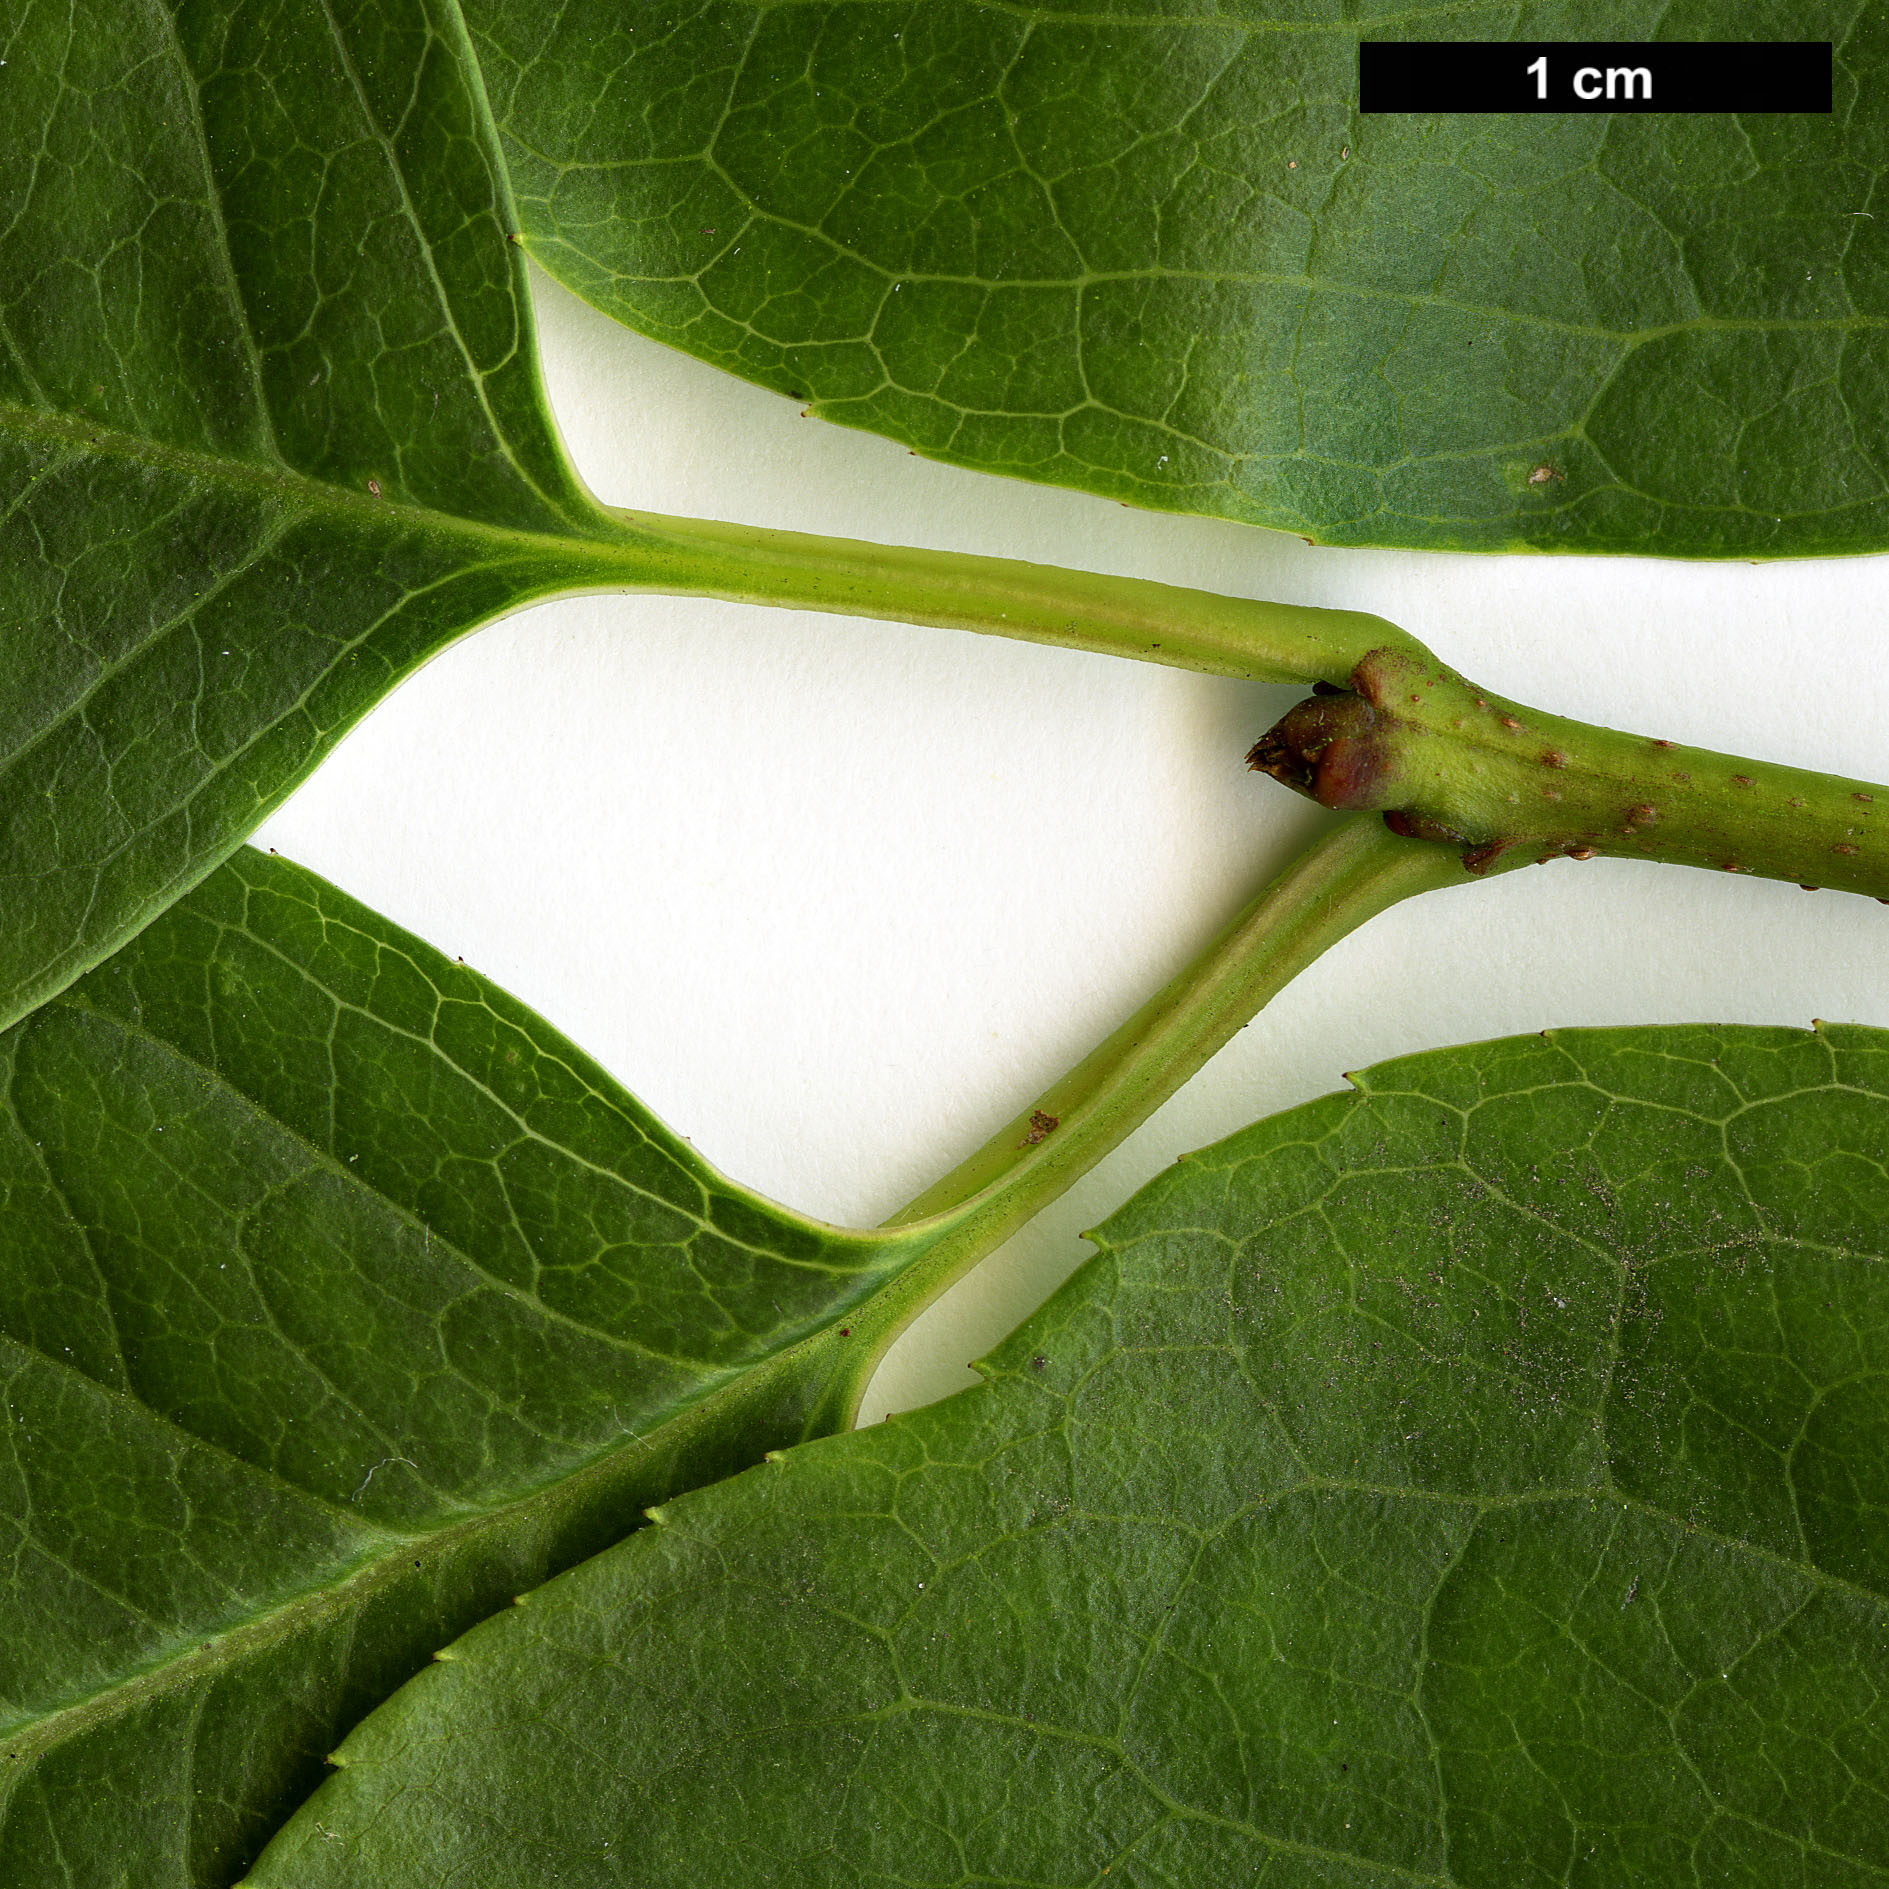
[261,1022,1889,1884]
[471,0,1889,556]
[0,0,642,1030]
[0,845,942,1888]
[0,811,1468,1888]
[0,0,1436,1032]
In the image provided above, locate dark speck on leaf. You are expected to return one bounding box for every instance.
[1021,1110,1060,1146]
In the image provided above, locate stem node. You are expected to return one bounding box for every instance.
[1250,653,1889,901]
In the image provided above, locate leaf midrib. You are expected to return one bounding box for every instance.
[0,400,628,563]
[0,963,939,1781]
[0,1375,687,1770]
[0,1295,874,1777]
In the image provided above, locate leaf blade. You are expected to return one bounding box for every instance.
[0,0,630,1029]
[260,1023,1889,1884]
[0,845,937,1887]
[472,0,1889,557]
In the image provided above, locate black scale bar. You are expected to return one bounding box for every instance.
[1360,41,1832,113]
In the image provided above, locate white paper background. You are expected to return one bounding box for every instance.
[255,265,1889,1421]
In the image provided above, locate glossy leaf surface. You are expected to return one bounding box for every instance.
[266,1023,1889,1884]
[0,0,649,1031]
[0,847,932,1888]
[471,0,1889,555]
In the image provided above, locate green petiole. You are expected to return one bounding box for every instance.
[606,505,1414,684]
[601,508,1889,904]
[793,814,1500,1434]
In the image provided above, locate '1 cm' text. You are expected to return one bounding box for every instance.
[1525,55,1651,101]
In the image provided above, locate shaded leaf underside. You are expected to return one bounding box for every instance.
[6,5,1889,1884]
[471,0,1889,555]
[0,0,651,1034]
[0,847,927,1888]
[266,1023,1889,1885]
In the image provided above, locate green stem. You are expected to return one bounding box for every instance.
[571,510,1889,1435]
[1251,647,1889,900]
[608,506,1413,684]
[800,815,1493,1432]
[605,509,1889,898]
